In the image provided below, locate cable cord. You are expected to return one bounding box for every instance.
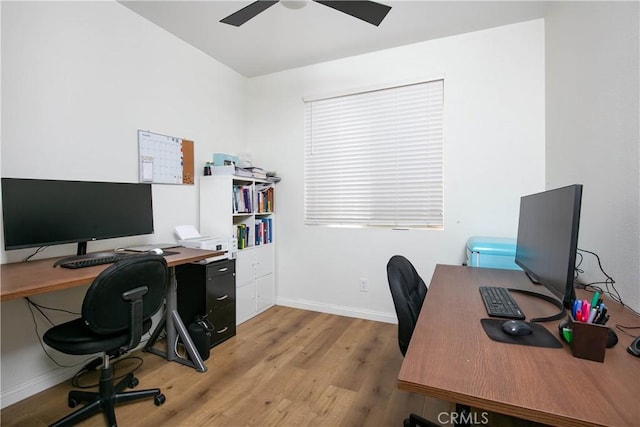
[26,297,80,317]
[24,297,152,373]
[615,324,640,338]
[24,298,94,369]
[22,246,48,262]
[71,356,145,389]
[575,248,639,316]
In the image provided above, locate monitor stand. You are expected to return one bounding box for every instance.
[77,241,88,255]
[524,270,540,284]
[507,288,567,322]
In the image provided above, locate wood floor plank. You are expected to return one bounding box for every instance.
[268,399,317,426]
[289,314,352,370]
[339,329,403,426]
[330,319,390,393]
[1,306,539,427]
[309,384,358,426]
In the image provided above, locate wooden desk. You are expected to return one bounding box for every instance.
[398,265,640,427]
[0,247,220,301]
[0,247,223,372]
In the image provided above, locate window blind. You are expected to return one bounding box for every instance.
[304,79,444,228]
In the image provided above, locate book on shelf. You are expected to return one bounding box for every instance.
[254,185,274,213]
[232,185,253,214]
[236,223,251,250]
[254,218,273,246]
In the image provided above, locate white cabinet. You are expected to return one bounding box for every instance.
[256,273,275,313]
[200,175,276,325]
[235,245,274,324]
[236,278,257,326]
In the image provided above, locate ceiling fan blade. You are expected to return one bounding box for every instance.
[220,1,279,27]
[314,1,391,26]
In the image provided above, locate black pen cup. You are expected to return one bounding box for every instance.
[568,315,608,363]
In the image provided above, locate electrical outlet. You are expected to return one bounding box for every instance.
[359,278,369,292]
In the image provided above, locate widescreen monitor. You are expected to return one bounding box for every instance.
[1,178,154,255]
[515,184,582,309]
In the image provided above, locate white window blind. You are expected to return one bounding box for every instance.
[304,79,444,228]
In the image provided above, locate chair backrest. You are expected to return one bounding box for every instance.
[82,254,167,335]
[386,255,428,356]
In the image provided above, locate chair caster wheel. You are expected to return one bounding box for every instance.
[154,394,166,406]
[68,398,78,408]
[128,377,139,388]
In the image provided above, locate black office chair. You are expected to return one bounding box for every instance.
[387,255,439,427]
[43,255,168,427]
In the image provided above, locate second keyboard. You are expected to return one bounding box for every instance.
[479,286,526,320]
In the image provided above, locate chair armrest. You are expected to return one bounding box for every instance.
[121,286,148,351]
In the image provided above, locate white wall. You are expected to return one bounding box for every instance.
[8,1,633,411]
[245,20,546,321]
[545,1,640,312]
[0,1,246,407]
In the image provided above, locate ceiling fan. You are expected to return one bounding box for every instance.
[220,0,392,27]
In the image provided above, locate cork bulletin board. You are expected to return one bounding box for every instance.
[138,130,195,185]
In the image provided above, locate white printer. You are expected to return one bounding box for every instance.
[178,236,229,252]
[175,225,237,263]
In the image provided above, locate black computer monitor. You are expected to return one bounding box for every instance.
[515,184,582,312]
[1,178,154,255]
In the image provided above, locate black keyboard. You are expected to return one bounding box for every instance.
[479,286,525,320]
[55,253,135,269]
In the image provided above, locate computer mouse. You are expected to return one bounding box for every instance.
[149,248,164,255]
[502,320,533,336]
[607,328,618,348]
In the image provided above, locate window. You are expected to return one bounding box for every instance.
[304,79,444,228]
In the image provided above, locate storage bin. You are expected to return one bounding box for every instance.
[465,236,521,270]
[212,153,239,167]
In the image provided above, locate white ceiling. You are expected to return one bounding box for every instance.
[120,1,551,77]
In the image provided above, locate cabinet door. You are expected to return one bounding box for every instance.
[236,282,256,325]
[254,244,274,278]
[256,273,274,313]
[235,250,254,286]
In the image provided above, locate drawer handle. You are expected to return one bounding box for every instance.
[217,267,229,272]
[216,327,229,334]
[216,295,229,301]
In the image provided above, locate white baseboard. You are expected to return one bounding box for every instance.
[1,343,147,410]
[1,366,77,409]
[276,297,397,324]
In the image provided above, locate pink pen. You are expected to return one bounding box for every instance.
[581,301,590,322]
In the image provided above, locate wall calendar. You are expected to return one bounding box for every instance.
[138,130,194,185]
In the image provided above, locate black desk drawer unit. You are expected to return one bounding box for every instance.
[177,259,236,348]
[206,259,236,346]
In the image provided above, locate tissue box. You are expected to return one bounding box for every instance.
[465,236,521,270]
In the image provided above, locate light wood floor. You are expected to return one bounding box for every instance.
[1,306,542,426]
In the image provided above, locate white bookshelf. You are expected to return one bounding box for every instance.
[199,175,275,323]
